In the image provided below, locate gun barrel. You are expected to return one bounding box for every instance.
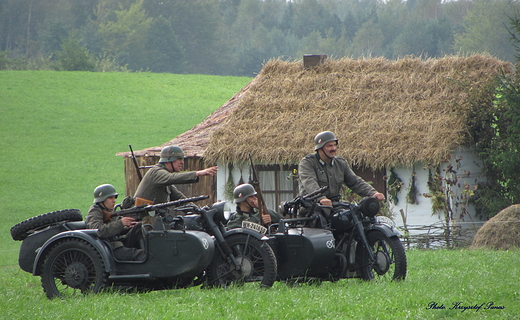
[303,186,329,200]
[114,195,210,217]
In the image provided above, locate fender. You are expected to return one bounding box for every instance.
[223,227,270,241]
[365,223,401,238]
[32,229,116,276]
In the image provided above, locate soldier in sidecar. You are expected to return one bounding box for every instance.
[10,196,215,299]
[85,184,145,261]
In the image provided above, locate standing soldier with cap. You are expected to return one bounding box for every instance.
[227,183,283,229]
[298,131,385,208]
[134,145,217,223]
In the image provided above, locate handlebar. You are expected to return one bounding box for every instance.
[284,186,329,207]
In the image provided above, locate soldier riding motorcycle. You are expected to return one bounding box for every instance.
[262,131,406,282]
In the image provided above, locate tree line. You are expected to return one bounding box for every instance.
[0,0,518,76]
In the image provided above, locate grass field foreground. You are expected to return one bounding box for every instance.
[1,71,518,319]
[1,249,518,319]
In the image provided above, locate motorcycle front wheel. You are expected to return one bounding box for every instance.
[40,238,107,299]
[206,234,277,288]
[358,230,407,281]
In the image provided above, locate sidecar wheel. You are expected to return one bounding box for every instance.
[206,234,277,288]
[359,231,407,281]
[41,238,107,299]
[10,209,83,241]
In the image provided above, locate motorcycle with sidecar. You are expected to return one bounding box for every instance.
[10,196,277,299]
[259,186,407,283]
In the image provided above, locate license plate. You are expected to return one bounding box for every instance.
[375,216,396,228]
[242,221,267,234]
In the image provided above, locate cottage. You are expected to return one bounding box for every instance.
[118,55,512,245]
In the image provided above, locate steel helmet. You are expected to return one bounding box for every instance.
[159,145,184,163]
[314,131,338,150]
[93,184,118,203]
[233,184,257,203]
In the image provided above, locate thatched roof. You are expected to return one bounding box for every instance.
[471,204,520,250]
[120,55,512,169]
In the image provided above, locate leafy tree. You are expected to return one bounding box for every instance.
[56,30,95,71]
[392,17,453,58]
[38,18,71,57]
[348,20,384,58]
[290,0,342,39]
[98,0,152,70]
[453,0,517,62]
[377,0,407,58]
[469,8,520,218]
[167,0,223,75]
[144,16,184,73]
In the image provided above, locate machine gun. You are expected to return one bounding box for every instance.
[281,186,329,217]
[108,195,210,221]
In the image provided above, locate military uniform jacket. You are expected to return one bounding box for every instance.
[85,204,126,250]
[134,164,199,203]
[298,153,376,200]
[227,208,283,229]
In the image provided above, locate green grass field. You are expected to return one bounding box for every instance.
[1,71,518,319]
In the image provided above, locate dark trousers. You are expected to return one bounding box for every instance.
[114,223,146,261]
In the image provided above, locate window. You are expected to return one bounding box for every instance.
[257,165,298,210]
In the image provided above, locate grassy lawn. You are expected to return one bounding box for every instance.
[1,71,518,319]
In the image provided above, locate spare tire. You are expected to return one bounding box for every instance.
[10,209,83,241]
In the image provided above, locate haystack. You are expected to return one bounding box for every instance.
[471,205,520,250]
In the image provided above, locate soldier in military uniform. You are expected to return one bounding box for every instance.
[134,145,217,223]
[298,131,385,208]
[227,184,283,229]
[85,184,146,261]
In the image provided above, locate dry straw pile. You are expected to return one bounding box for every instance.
[203,55,511,168]
[471,204,520,250]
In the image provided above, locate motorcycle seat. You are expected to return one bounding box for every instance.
[65,221,87,230]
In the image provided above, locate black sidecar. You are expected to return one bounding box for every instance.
[12,209,215,299]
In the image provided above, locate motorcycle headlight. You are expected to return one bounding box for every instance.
[359,197,380,218]
[211,201,231,224]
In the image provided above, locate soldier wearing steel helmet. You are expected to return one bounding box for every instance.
[134,146,217,221]
[85,184,145,261]
[227,184,283,229]
[298,131,385,208]
[135,145,217,204]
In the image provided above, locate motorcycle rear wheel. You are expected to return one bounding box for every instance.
[206,234,277,288]
[358,230,407,281]
[40,238,107,299]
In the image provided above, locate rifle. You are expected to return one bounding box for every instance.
[129,144,143,181]
[111,195,209,220]
[248,154,269,226]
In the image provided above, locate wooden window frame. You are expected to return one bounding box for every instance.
[257,164,299,209]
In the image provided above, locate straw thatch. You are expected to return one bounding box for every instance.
[119,55,511,170]
[202,55,511,169]
[470,204,520,250]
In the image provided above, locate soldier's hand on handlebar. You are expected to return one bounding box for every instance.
[372,192,386,201]
[318,198,333,207]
